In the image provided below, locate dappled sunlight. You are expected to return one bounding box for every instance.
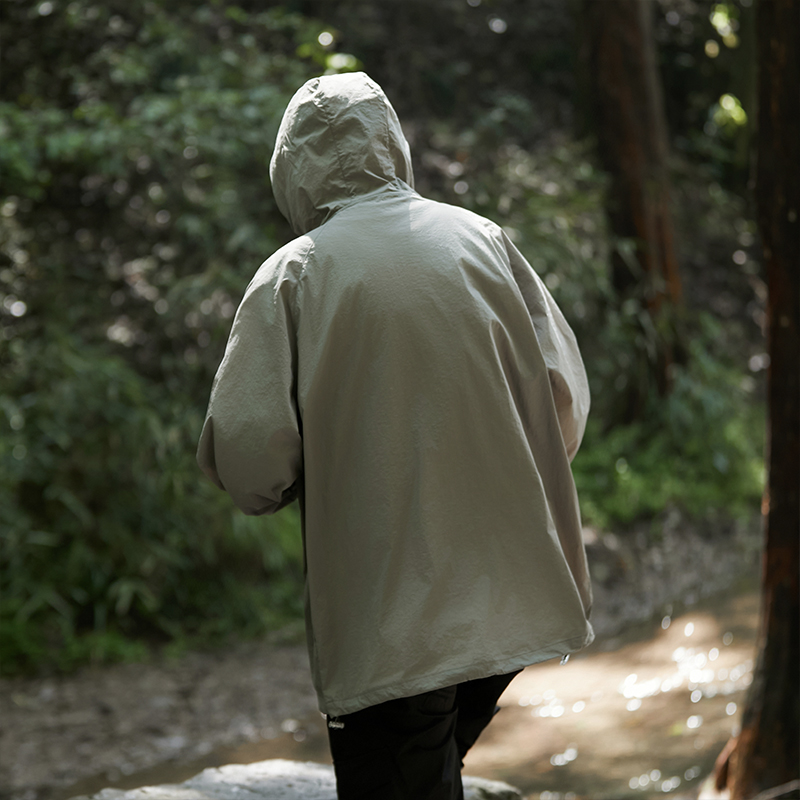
[462,592,759,798]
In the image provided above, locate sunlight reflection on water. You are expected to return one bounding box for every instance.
[550,745,579,767]
[521,635,754,727]
[610,632,754,720]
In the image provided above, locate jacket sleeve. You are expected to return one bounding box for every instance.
[196,273,302,515]
[501,231,590,461]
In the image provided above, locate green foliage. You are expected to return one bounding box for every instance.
[0,0,359,674]
[655,0,757,187]
[573,326,765,528]
[0,329,306,674]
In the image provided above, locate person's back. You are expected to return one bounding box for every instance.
[198,72,593,799]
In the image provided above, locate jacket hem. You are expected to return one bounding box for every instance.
[317,626,595,717]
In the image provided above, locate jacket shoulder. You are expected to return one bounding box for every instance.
[247,235,314,296]
[414,196,505,239]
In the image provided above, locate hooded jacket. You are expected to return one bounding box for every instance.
[197,72,594,716]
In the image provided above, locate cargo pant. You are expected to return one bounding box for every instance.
[326,671,520,800]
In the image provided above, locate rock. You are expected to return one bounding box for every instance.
[463,774,524,799]
[69,759,523,800]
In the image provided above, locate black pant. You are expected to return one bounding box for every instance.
[326,671,520,800]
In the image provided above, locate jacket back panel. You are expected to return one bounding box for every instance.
[292,185,592,714]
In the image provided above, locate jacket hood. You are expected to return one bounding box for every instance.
[269,72,415,235]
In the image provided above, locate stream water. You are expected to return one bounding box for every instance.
[59,587,760,800]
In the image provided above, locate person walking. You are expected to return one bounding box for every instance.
[197,71,593,800]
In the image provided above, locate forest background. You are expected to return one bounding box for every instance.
[0,0,769,675]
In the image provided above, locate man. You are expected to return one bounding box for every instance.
[197,72,593,800]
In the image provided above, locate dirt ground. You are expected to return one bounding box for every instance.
[0,515,762,800]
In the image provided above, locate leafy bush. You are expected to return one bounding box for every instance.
[573,329,765,529]
[0,332,305,673]
[0,0,358,674]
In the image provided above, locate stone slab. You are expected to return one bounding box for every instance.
[70,759,523,800]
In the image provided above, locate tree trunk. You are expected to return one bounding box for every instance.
[727,0,800,796]
[579,0,682,409]
[579,0,682,304]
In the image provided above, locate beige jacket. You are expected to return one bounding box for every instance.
[198,72,593,716]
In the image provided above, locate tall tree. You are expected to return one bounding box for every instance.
[579,0,682,411]
[725,0,800,796]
